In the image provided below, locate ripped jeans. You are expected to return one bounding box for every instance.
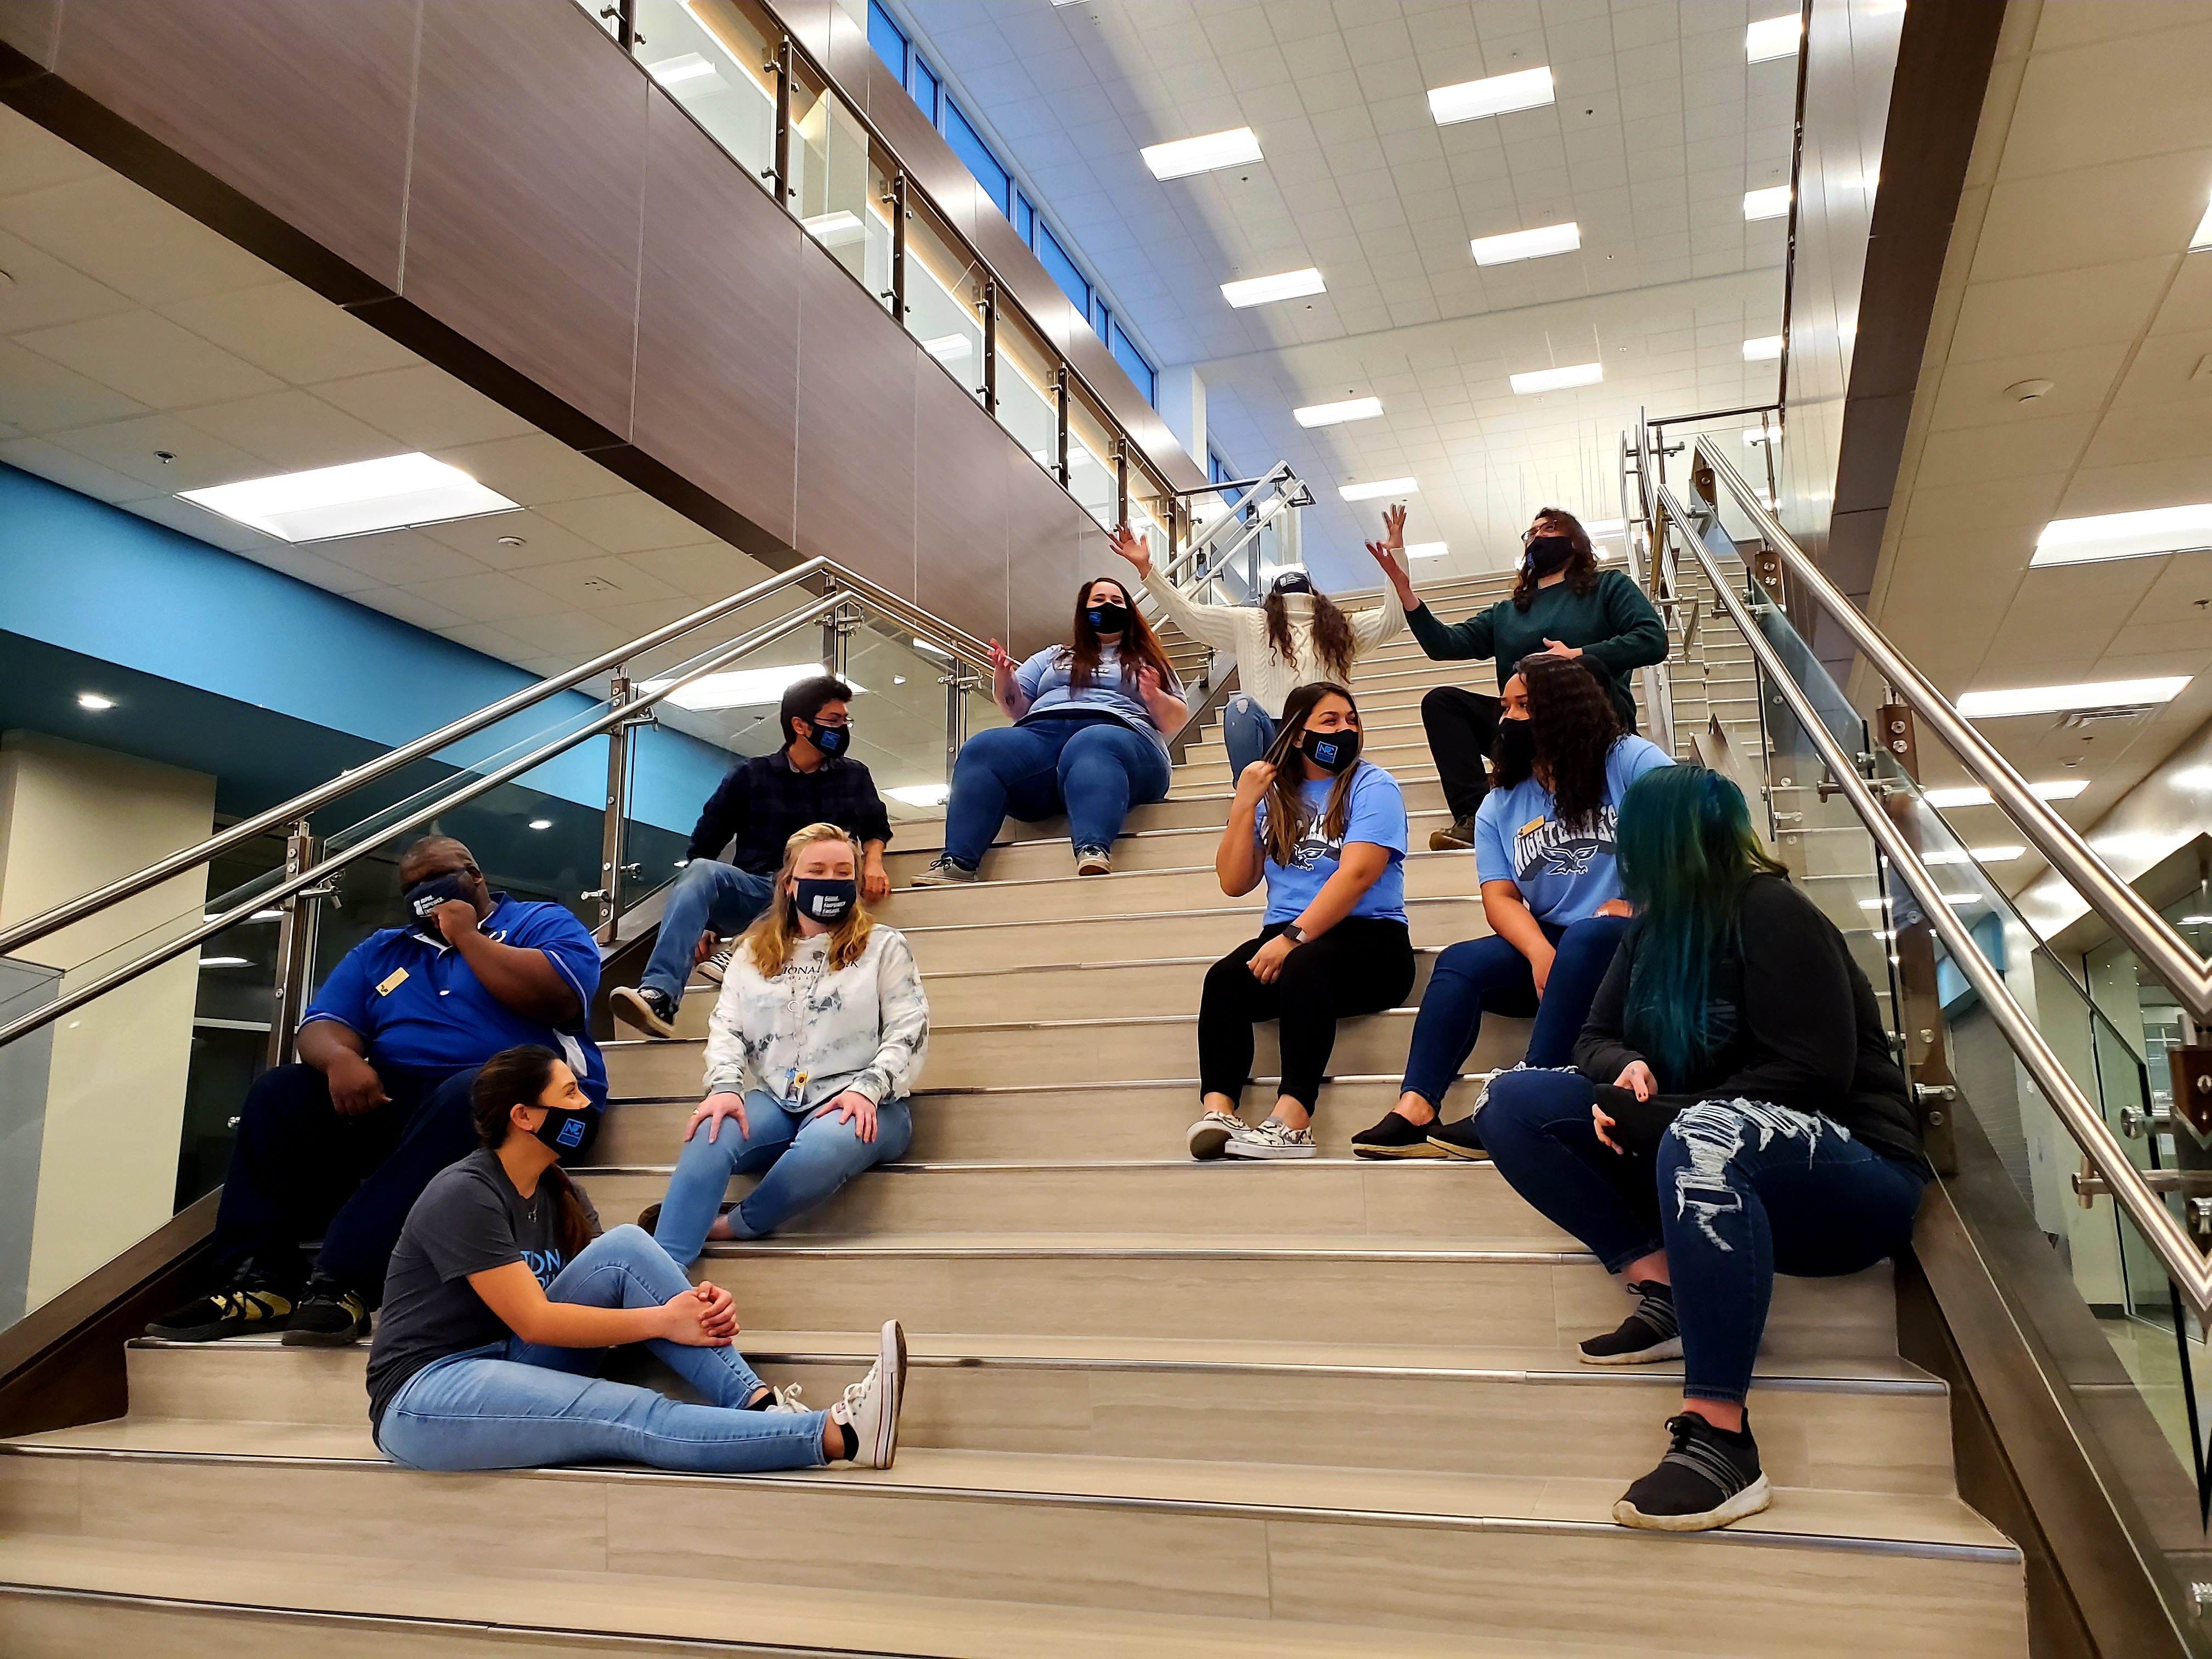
[1479,1071,1926,1404]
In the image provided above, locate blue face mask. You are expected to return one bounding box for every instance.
[403,870,477,933]
[531,1105,594,1155]
[808,721,849,757]
[795,877,858,923]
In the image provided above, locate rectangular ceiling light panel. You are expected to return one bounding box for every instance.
[1746,14,1802,61]
[1293,396,1382,427]
[1744,186,1792,221]
[1957,678,2191,718]
[643,663,860,712]
[1339,477,1419,502]
[1923,780,2089,807]
[2192,194,2212,252]
[1470,221,1580,266]
[180,453,521,543]
[1221,267,1325,307]
[1428,66,1555,126]
[1142,127,1263,180]
[1743,335,1784,361]
[1404,541,1449,560]
[802,210,865,246]
[2031,503,2212,566]
[1509,362,1603,393]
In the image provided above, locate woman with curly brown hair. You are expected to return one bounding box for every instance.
[1351,653,1673,1159]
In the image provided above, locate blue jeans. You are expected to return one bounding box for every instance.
[1479,1070,1926,1404]
[1221,696,1278,778]
[376,1224,828,1472]
[1397,914,1629,1110]
[640,859,776,1006]
[943,713,1171,865]
[653,1090,915,1257]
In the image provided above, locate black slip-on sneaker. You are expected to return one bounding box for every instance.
[636,1201,735,1236]
[1579,1279,1682,1365]
[1613,1412,1771,1532]
[1425,1116,1489,1160]
[283,1285,371,1347]
[1350,1111,1444,1159]
[611,984,679,1039]
[145,1284,294,1343]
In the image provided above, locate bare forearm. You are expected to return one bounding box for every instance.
[454,936,579,1025]
[1295,856,1384,940]
[296,1021,366,1073]
[509,1300,664,1349]
[1483,888,1550,962]
[1216,806,1264,894]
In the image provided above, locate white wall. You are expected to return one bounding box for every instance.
[0,731,214,1314]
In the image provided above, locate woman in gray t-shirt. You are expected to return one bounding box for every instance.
[368,1045,906,1472]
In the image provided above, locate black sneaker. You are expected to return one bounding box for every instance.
[611,984,678,1038]
[1350,1111,1443,1159]
[1613,1412,1771,1532]
[636,1201,735,1235]
[1579,1279,1681,1364]
[283,1283,371,1347]
[145,1282,294,1342]
[1425,1116,1489,1160]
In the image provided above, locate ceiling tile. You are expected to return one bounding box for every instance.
[14,309,281,409]
[314,364,539,449]
[158,283,420,385]
[0,172,278,304]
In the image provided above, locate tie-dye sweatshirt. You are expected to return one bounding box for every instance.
[702,925,929,1111]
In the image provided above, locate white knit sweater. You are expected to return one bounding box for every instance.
[1141,578,1404,718]
[702,926,928,1111]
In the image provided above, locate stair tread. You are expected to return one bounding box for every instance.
[688,1228,1594,1257]
[2,1424,2013,1558]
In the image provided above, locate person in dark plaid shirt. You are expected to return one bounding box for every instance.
[610,675,893,1038]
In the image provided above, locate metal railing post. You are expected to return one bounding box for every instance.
[595,669,631,945]
[770,36,793,206]
[264,817,321,1071]
[820,579,845,675]
[887,171,907,323]
[943,665,976,778]
[1053,368,1070,489]
[979,280,997,415]
[1875,692,1960,1175]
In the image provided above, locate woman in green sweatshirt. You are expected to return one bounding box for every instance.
[1367,507,1666,851]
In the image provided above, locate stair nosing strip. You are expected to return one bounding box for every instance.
[889,893,1476,936]
[688,1242,1598,1262]
[569,1157,1495,1175]
[0,1446,2012,1563]
[608,1073,1468,1103]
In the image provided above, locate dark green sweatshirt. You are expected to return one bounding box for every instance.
[1405,567,1667,732]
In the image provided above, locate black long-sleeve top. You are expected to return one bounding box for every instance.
[1573,873,1926,1166]
[684,749,893,870]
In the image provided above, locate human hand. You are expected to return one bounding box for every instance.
[1247,933,1297,985]
[1593,1099,1625,1155]
[1379,503,1406,549]
[691,1279,740,1340]
[657,1284,735,1346]
[1615,1060,1657,1102]
[328,1053,390,1117]
[1108,523,1152,577]
[1530,943,1557,997]
[1233,758,1277,804]
[431,899,480,947]
[861,859,891,902]
[812,1088,880,1144]
[988,638,1018,678]
[1541,638,1584,660]
[693,930,720,967]
[1594,898,1633,918]
[685,1091,751,1144]
[1131,661,1166,704]
[1364,538,1407,583]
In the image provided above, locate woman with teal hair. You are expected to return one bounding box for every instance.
[1479,765,1929,1534]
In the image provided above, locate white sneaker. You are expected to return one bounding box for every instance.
[761,1381,808,1414]
[1186,1109,1244,1161]
[829,1319,906,1468]
[698,945,733,985]
[1224,1118,1317,1159]
[910,855,979,887]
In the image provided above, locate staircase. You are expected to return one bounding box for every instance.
[0,569,2026,1655]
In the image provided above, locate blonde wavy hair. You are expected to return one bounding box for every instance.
[741,822,877,977]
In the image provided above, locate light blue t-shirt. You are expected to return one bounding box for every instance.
[1014,643,1186,755]
[1474,734,1674,924]
[1254,763,1408,925]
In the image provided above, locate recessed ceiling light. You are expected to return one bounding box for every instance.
[886,783,952,806]
[2182,913,2212,925]
[1221,267,1325,307]
[1583,518,1625,535]
[203,909,284,924]
[2192,193,2212,252]
[1923,846,2027,864]
[1470,222,1580,266]
[1744,186,1792,221]
[801,210,865,247]
[1857,894,1979,909]
[1923,780,2089,806]
[1294,396,1382,427]
[1743,335,1784,361]
[198,956,253,969]
[912,637,950,658]
[1957,677,2191,718]
[1510,362,1602,393]
[528,818,554,830]
[1744,426,1780,446]
[1746,14,1802,61]
[646,53,721,87]
[1339,477,1418,503]
[178,453,522,544]
[2031,503,2212,566]
[1427,66,1555,127]
[921,333,972,363]
[641,664,866,712]
[1141,126,1263,180]
[1404,541,1449,560]
[76,691,116,710]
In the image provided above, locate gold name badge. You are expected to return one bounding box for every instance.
[376,967,410,996]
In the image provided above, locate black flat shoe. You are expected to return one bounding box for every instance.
[1350,1111,1444,1159]
[1425,1117,1489,1160]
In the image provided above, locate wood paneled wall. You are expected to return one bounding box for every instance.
[0,0,1135,652]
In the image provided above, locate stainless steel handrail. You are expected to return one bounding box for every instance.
[1650,475,2212,1321]
[1687,435,2212,1025]
[0,556,990,962]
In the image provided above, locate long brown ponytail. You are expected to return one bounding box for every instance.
[471,1046,599,1261]
[1261,586,1357,682]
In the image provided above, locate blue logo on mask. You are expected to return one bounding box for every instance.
[556,1116,586,1148]
[1312,738,1340,765]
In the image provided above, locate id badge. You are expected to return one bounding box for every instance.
[783,1066,809,1105]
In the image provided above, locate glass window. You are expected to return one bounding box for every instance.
[1110,321,1155,405]
[1091,295,1111,342]
[941,99,1009,215]
[866,1,906,79]
[1014,192,1034,246]
[1035,223,1089,314]
[909,56,938,126]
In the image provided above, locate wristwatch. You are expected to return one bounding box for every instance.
[1280,924,1307,945]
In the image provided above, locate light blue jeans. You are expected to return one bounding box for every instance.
[640,859,776,1007]
[1221,695,1278,780]
[654,1090,915,1258]
[375,1224,828,1472]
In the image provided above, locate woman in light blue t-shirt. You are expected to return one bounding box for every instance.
[1186,682,1415,1163]
[1352,653,1672,1160]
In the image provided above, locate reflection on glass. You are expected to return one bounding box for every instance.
[994,311,1059,479]
[905,198,985,400]
[634,0,777,186]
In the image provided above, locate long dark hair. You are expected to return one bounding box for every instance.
[1615,766,1788,1084]
[1258,682,1364,869]
[471,1046,598,1261]
[1510,506,1601,611]
[1493,653,1622,834]
[1065,576,1175,692]
[1262,585,1357,682]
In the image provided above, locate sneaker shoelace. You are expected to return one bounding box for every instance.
[772,1383,805,1411]
[1630,1286,1679,1340]
[216,1289,286,1321]
[707,949,732,971]
[1658,1414,1750,1494]
[836,1364,881,1422]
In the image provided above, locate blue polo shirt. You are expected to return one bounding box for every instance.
[300,894,607,1107]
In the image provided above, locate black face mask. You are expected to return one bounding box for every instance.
[1493,717,1536,774]
[1271,573,1313,597]
[403,871,477,934]
[1086,602,1130,635]
[531,1104,594,1156]
[1523,534,1575,577]
[1300,726,1360,774]
[794,877,858,923]
[807,722,849,757]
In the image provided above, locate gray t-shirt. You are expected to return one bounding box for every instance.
[365,1147,600,1432]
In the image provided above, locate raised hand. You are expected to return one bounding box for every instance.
[1379,503,1407,548]
[1233,758,1277,802]
[987,638,1018,678]
[1108,523,1152,576]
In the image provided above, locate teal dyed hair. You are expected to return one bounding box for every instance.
[1615,764,1788,1084]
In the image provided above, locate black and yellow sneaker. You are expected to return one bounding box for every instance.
[283,1283,371,1347]
[145,1283,294,1342]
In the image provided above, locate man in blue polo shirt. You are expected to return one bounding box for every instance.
[146,836,606,1348]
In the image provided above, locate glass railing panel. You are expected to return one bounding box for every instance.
[1066,394,1118,529]
[905,195,988,403]
[789,75,879,300]
[993,307,1060,479]
[635,0,779,189]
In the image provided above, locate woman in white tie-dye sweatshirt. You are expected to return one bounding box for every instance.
[646,823,928,1258]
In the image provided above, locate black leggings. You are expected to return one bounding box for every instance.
[1421,686,1502,821]
[1198,918,1417,1112]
